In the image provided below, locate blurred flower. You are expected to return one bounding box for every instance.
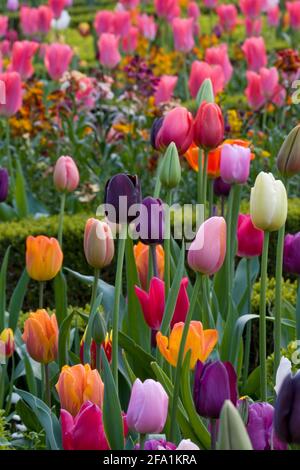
[51,10,71,30]
[155,0,180,21]
[7,0,19,11]
[45,43,73,80]
[49,0,66,19]
[138,13,157,40]
[275,372,300,444]
[189,60,225,98]
[22,309,58,364]
[283,233,300,275]
[20,7,38,36]
[134,242,164,290]
[287,1,300,30]
[37,6,54,35]
[0,72,22,117]
[98,33,121,69]
[216,4,238,32]
[0,16,8,38]
[154,75,178,106]
[122,26,139,54]
[94,11,115,36]
[205,44,233,84]
[0,168,9,202]
[0,328,14,358]
[26,235,63,281]
[172,18,195,53]
[242,36,267,71]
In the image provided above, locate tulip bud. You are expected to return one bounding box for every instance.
[159,142,181,189]
[0,168,9,202]
[84,218,114,269]
[92,312,107,345]
[277,125,300,177]
[196,78,214,107]
[250,172,288,232]
[217,400,253,450]
[193,101,224,150]
[0,328,14,358]
[53,155,80,193]
[220,144,251,184]
[138,197,165,245]
[26,235,63,281]
[275,373,300,444]
[104,173,141,225]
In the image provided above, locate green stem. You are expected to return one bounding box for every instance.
[96,343,101,373]
[197,148,203,205]
[39,282,44,309]
[153,156,163,199]
[139,433,146,450]
[58,193,66,248]
[242,258,252,387]
[5,120,14,190]
[5,355,14,415]
[164,191,172,296]
[112,224,127,388]
[182,54,190,102]
[201,151,208,208]
[90,268,100,312]
[169,273,202,442]
[151,244,158,278]
[259,231,270,402]
[44,363,51,408]
[274,224,285,380]
[208,178,214,217]
[0,361,7,409]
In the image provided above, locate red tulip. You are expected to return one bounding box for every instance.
[193,101,224,150]
[237,214,264,258]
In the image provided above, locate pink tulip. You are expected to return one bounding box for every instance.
[237,214,264,258]
[245,67,286,109]
[122,26,139,54]
[267,6,280,27]
[94,11,115,36]
[172,18,195,53]
[188,1,201,20]
[240,0,264,18]
[245,16,262,36]
[287,1,300,30]
[220,144,251,184]
[0,17,8,38]
[49,0,66,19]
[138,14,157,40]
[0,40,10,57]
[113,11,131,37]
[120,0,140,9]
[260,67,279,100]
[37,6,54,35]
[154,0,180,21]
[53,156,79,193]
[98,33,121,69]
[154,75,178,105]
[0,72,22,117]
[205,44,233,84]
[242,36,267,71]
[204,0,218,8]
[127,379,169,434]
[44,43,73,80]
[189,60,225,98]
[245,71,265,109]
[154,106,194,155]
[188,217,226,275]
[20,7,39,36]
[10,41,39,80]
[216,4,238,32]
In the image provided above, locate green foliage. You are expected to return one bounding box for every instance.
[252,278,298,313]
[0,410,11,450]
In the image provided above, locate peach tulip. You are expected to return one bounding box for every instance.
[22,309,58,363]
[84,218,115,269]
[53,155,79,193]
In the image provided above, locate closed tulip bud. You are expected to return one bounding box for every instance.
[188,216,226,275]
[104,173,141,225]
[0,168,9,202]
[220,144,251,184]
[196,77,214,107]
[193,101,224,150]
[217,400,253,450]
[84,218,114,269]
[237,214,264,258]
[127,378,169,434]
[152,107,194,155]
[138,197,164,245]
[283,233,300,275]
[274,373,300,444]
[92,313,107,346]
[250,172,288,232]
[0,328,14,358]
[277,125,300,177]
[56,363,104,417]
[53,156,80,193]
[193,360,238,419]
[22,309,58,363]
[26,235,63,281]
[159,142,181,189]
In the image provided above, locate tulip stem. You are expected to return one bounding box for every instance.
[260,231,270,402]
[164,191,172,295]
[44,363,51,408]
[96,343,101,373]
[296,277,300,341]
[169,273,202,442]
[242,258,252,387]
[202,151,209,209]
[112,224,127,388]
[197,148,203,205]
[151,244,158,278]
[139,433,146,451]
[182,54,190,102]
[5,119,14,190]
[58,193,66,248]
[208,178,214,217]
[274,223,285,381]
[91,269,100,313]
[210,418,218,450]
[39,282,44,309]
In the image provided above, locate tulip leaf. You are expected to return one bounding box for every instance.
[122,350,136,385]
[58,311,76,369]
[0,246,10,331]
[14,157,29,218]
[217,400,253,450]
[180,352,211,450]
[233,257,260,314]
[8,269,29,332]
[54,270,68,327]
[119,331,156,380]
[14,387,62,450]
[196,78,214,107]
[83,292,103,364]
[101,349,124,450]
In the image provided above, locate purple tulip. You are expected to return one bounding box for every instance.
[136,439,176,450]
[283,233,300,275]
[137,197,164,245]
[0,168,9,202]
[220,144,251,185]
[193,360,238,419]
[7,0,19,11]
[213,176,231,197]
[127,379,169,434]
[104,173,141,224]
[275,373,300,444]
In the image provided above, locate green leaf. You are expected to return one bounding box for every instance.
[0,246,10,330]
[233,257,260,313]
[58,311,75,369]
[14,158,29,218]
[101,349,124,450]
[84,293,103,364]
[54,270,68,327]
[217,400,252,450]
[196,78,214,106]
[23,354,37,396]
[16,399,42,433]
[119,331,156,381]
[8,269,29,331]
[243,366,260,397]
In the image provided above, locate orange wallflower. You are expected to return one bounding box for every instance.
[133,242,164,290]
[22,309,58,364]
[26,235,63,282]
[156,321,218,369]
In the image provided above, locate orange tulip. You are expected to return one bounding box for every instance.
[0,328,14,358]
[133,242,164,290]
[156,321,218,369]
[56,363,104,416]
[22,309,58,364]
[26,235,63,281]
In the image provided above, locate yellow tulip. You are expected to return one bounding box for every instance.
[0,328,14,358]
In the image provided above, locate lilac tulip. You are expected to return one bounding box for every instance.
[127,379,169,434]
[283,233,300,275]
[0,168,9,202]
[137,197,165,245]
[136,439,176,450]
[220,144,251,184]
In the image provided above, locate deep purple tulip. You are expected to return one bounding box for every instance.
[104,173,141,224]
[193,360,237,419]
[0,168,9,202]
[275,373,300,444]
[283,233,300,275]
[137,197,164,245]
[213,176,231,197]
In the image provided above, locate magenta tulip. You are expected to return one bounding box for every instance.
[0,16,8,38]
[113,11,131,37]
[242,36,267,71]
[20,7,39,36]
[216,4,238,32]
[154,75,178,106]
[122,27,139,54]
[37,6,54,35]
[237,214,264,258]
[44,43,73,80]
[172,18,195,53]
[49,0,66,19]
[7,0,19,11]
[189,60,225,98]
[245,70,265,109]
[153,106,193,155]
[155,0,180,20]
[205,44,233,84]
[98,33,121,69]
[267,6,280,27]
[94,11,115,36]
[245,16,262,36]
[138,14,157,40]
[0,72,22,117]
[220,143,251,184]
[239,0,264,18]
[287,1,300,30]
[10,41,39,80]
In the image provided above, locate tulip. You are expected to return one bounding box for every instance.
[245,16,262,36]
[188,2,200,20]
[204,0,218,7]
[283,233,300,275]
[139,439,176,450]
[20,7,39,36]
[53,155,79,193]
[188,216,226,275]
[154,75,178,106]
[49,0,66,19]
[172,18,195,53]
[0,328,14,358]
[267,6,280,27]
[134,242,164,290]
[193,101,224,150]
[277,125,300,177]
[104,173,141,225]
[0,16,8,38]
[137,197,164,245]
[152,107,193,155]
[10,41,39,80]
[7,0,19,11]
[250,172,288,232]
[98,33,121,69]
[0,72,22,117]
[205,44,233,84]
[220,143,251,184]
[113,11,131,38]
[135,277,189,330]
[122,27,139,54]
[137,14,157,40]
[242,37,267,71]
[214,176,231,197]
[193,360,237,419]
[274,373,300,444]
[287,1,300,30]
[44,43,73,80]
[56,364,104,417]
[237,214,264,258]
[189,60,225,98]
[127,378,168,434]
[245,71,265,109]
[159,142,182,189]
[94,11,115,36]
[218,400,253,450]
[84,218,114,269]
[216,4,238,32]
[37,6,54,35]
[0,168,9,202]
[185,142,221,177]
[156,321,218,369]
[155,0,179,20]
[22,309,58,363]
[120,0,140,9]
[240,0,264,17]
[26,235,63,281]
